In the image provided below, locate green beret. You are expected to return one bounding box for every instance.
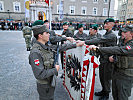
[32,20,44,26]
[104,18,115,24]
[25,22,28,26]
[32,25,50,36]
[63,22,69,25]
[90,24,98,30]
[78,24,83,29]
[121,25,133,32]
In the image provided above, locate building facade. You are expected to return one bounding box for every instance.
[52,0,115,23]
[126,0,133,23]
[29,0,49,21]
[0,0,25,20]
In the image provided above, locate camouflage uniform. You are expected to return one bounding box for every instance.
[96,25,133,100]
[22,26,32,51]
[73,31,87,41]
[29,41,77,100]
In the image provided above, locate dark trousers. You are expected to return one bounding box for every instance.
[37,82,55,100]
[112,72,133,100]
[99,62,113,94]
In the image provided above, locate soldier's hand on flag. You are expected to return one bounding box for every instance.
[55,65,60,72]
[66,37,75,42]
[89,45,98,50]
[76,41,85,46]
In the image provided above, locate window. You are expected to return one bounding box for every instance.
[93,0,98,3]
[93,7,97,15]
[70,6,75,14]
[104,0,108,3]
[0,1,4,11]
[81,7,87,15]
[103,8,108,16]
[13,2,21,12]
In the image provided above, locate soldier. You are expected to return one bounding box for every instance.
[29,25,84,100]
[43,20,72,45]
[68,22,75,36]
[60,22,74,78]
[73,24,87,41]
[22,22,32,51]
[62,22,73,37]
[86,24,102,40]
[80,18,117,100]
[89,25,133,100]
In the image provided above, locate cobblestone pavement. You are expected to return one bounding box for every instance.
[0,30,133,100]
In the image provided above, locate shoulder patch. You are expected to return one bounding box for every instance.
[34,59,40,66]
[126,46,131,50]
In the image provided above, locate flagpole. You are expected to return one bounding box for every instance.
[49,0,52,30]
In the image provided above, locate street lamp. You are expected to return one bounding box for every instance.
[7,10,10,19]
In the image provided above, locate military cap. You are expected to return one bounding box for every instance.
[25,22,28,26]
[32,20,44,26]
[32,25,50,36]
[104,18,115,24]
[90,24,98,30]
[44,20,49,23]
[78,24,83,29]
[121,25,133,32]
[63,22,69,25]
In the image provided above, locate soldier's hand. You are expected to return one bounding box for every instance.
[55,65,60,72]
[109,56,114,62]
[66,37,75,42]
[76,41,85,46]
[89,45,98,50]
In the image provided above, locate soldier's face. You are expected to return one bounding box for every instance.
[63,25,68,30]
[121,31,132,40]
[79,27,83,33]
[104,22,113,30]
[89,28,96,35]
[41,32,50,42]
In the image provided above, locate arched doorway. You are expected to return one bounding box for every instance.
[38,11,47,21]
[38,12,43,20]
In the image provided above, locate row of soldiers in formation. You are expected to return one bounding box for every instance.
[22,18,133,100]
[22,20,101,51]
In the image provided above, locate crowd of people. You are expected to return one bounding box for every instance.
[0,19,131,31]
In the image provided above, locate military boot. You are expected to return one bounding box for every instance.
[95,90,105,96]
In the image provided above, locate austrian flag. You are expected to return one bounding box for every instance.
[126,46,131,50]
[34,59,40,66]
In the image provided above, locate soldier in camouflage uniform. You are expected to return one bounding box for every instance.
[68,22,75,36]
[22,22,32,51]
[86,24,101,40]
[89,25,133,100]
[29,25,84,100]
[81,18,117,100]
[73,24,87,41]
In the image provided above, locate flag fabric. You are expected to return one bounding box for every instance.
[45,0,49,6]
[59,0,64,20]
[81,45,100,100]
[25,0,30,18]
[62,42,100,100]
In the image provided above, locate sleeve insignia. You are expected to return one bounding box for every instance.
[126,46,131,50]
[34,59,40,66]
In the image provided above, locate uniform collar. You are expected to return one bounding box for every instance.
[105,30,112,35]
